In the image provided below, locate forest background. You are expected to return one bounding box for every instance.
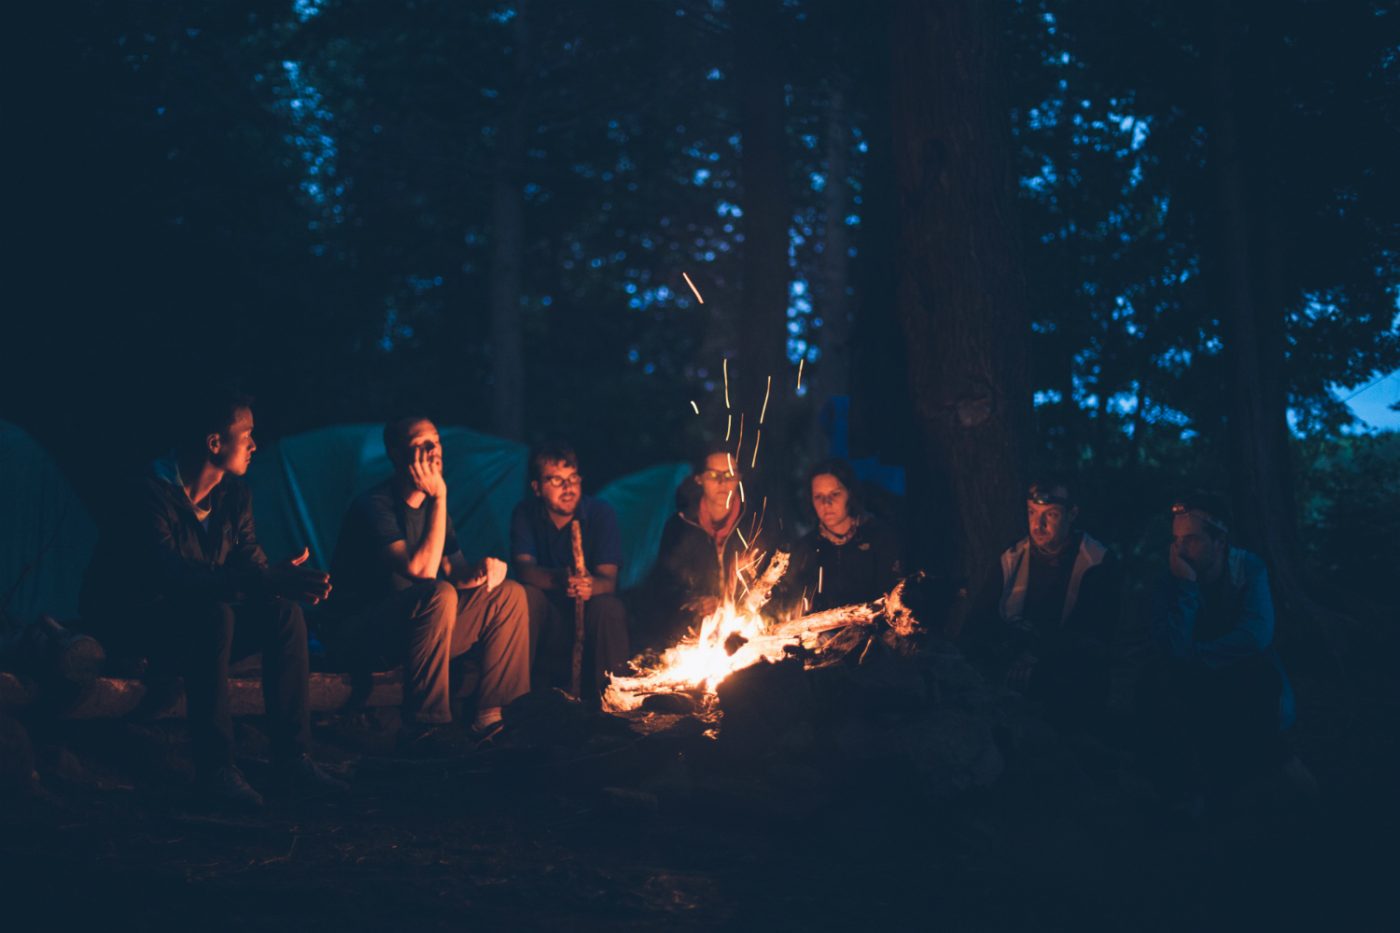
[3,0,1397,642]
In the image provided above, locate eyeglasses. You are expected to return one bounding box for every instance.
[1170,502,1228,534]
[541,474,582,490]
[699,469,740,483]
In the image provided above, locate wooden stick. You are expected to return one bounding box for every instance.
[570,520,586,699]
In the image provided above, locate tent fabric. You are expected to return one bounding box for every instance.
[245,424,528,571]
[595,462,693,590]
[245,424,689,591]
[0,421,96,625]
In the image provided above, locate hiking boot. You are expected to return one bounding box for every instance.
[276,753,350,798]
[200,765,264,811]
[395,723,471,759]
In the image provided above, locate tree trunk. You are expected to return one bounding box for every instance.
[890,0,1031,597]
[1205,2,1320,643]
[816,80,853,404]
[488,0,530,441]
[734,0,793,483]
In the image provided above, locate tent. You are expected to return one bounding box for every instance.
[245,424,688,590]
[0,420,96,625]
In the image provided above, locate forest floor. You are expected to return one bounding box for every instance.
[2,642,1396,932]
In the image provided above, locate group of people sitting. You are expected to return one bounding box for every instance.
[76,387,1297,813]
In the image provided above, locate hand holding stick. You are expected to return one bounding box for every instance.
[570,520,586,699]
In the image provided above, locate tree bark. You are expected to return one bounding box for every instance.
[890,0,1031,597]
[816,80,853,404]
[734,0,793,481]
[488,0,530,441]
[1205,2,1318,642]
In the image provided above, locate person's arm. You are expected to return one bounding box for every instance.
[870,521,905,597]
[514,554,565,590]
[388,447,450,580]
[1190,554,1275,667]
[1150,573,1202,659]
[141,486,261,601]
[443,550,507,591]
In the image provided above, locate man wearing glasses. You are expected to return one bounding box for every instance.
[1143,491,1296,810]
[965,475,1121,730]
[510,441,628,701]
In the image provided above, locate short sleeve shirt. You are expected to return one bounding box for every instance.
[329,479,459,613]
[510,495,623,575]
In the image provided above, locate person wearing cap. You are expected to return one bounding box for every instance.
[1141,491,1296,805]
[965,474,1122,729]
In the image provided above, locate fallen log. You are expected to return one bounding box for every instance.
[5,616,106,685]
[0,670,404,719]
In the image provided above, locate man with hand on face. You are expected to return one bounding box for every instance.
[81,388,343,809]
[966,475,1121,729]
[509,442,629,701]
[324,416,530,751]
[1142,492,1296,806]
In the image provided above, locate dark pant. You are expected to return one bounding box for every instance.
[1139,653,1286,799]
[99,597,311,774]
[327,580,531,724]
[523,585,630,698]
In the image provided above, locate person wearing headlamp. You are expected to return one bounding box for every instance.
[1143,491,1296,807]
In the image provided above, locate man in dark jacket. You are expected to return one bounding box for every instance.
[81,389,342,809]
[966,475,1122,729]
[640,445,772,647]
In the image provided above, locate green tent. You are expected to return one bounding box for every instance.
[245,424,527,571]
[0,420,96,625]
[245,424,687,590]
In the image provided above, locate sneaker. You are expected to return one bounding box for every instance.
[200,765,265,811]
[276,753,350,797]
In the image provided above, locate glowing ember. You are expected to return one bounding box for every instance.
[690,400,700,415]
[682,271,705,304]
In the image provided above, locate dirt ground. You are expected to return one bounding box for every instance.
[2,653,1397,932]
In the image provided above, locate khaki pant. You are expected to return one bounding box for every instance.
[329,579,530,724]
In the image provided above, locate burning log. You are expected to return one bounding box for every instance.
[603,566,924,716]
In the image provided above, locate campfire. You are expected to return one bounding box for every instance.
[603,551,923,717]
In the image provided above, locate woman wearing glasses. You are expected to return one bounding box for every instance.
[639,444,772,646]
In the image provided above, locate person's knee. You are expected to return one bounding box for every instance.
[494,579,528,616]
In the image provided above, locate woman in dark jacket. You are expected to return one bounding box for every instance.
[639,445,772,645]
[777,459,904,617]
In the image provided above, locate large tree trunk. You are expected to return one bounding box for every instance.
[890,0,1031,598]
[1205,3,1319,643]
[488,0,530,441]
[733,0,793,483]
[815,79,853,405]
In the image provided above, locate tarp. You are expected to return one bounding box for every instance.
[0,421,96,624]
[245,424,527,571]
[595,462,692,590]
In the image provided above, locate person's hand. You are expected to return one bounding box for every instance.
[480,557,508,591]
[1169,540,1197,582]
[567,573,593,601]
[1006,651,1038,689]
[408,445,447,500]
[267,547,332,604]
